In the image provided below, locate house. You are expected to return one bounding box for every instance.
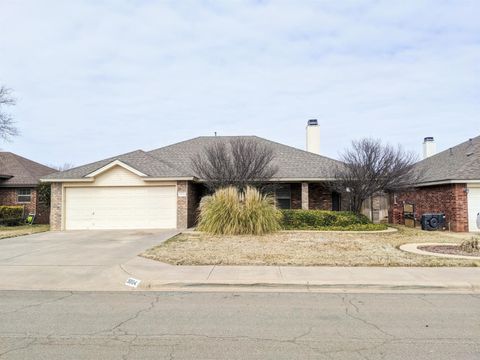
[390,136,480,232]
[42,121,348,231]
[0,152,56,223]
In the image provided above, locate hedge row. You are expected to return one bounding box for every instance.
[281,210,387,231]
[0,206,24,226]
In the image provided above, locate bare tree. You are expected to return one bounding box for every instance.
[48,163,75,172]
[0,86,18,141]
[191,138,279,191]
[332,138,419,214]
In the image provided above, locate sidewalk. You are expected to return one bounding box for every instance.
[122,257,480,293]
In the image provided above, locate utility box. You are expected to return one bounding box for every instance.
[421,213,446,231]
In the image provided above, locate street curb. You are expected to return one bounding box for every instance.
[140,281,480,293]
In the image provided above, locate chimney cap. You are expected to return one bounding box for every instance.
[424,136,434,142]
[307,119,318,126]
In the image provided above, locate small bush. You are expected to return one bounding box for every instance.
[281,209,387,231]
[460,238,480,253]
[197,186,282,235]
[0,206,24,226]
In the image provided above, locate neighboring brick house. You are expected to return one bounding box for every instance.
[0,152,56,224]
[41,131,348,231]
[389,136,480,232]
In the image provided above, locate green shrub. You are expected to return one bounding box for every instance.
[197,186,282,235]
[281,209,386,231]
[0,206,24,226]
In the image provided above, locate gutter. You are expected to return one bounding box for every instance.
[193,178,337,183]
[0,183,40,188]
[415,179,480,187]
[40,178,95,183]
[40,176,197,183]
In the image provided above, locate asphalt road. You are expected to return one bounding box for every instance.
[0,291,479,359]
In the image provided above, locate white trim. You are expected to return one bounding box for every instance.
[40,178,94,183]
[144,177,195,181]
[272,178,336,182]
[41,177,193,183]
[85,160,148,178]
[416,180,480,187]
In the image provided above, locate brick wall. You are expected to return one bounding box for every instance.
[290,183,302,209]
[288,183,339,211]
[308,183,333,210]
[0,187,50,224]
[389,184,468,232]
[177,181,204,229]
[176,181,188,229]
[50,183,63,230]
[187,182,204,228]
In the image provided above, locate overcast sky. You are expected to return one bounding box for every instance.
[1,0,479,167]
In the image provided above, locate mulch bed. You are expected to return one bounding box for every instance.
[418,245,480,257]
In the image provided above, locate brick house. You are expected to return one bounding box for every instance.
[42,126,350,231]
[390,136,480,232]
[0,152,56,224]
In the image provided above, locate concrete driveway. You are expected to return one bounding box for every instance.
[0,229,178,291]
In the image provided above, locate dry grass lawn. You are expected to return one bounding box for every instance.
[0,225,50,240]
[141,226,480,267]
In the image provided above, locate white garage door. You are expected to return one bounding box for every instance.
[65,186,177,230]
[468,188,480,232]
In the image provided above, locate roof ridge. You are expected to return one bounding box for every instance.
[251,135,343,163]
[6,153,43,180]
[415,134,480,166]
[147,136,204,153]
[58,149,145,174]
[5,152,56,173]
[147,136,259,153]
[148,135,342,163]
[139,150,185,174]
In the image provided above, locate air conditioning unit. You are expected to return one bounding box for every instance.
[421,213,446,231]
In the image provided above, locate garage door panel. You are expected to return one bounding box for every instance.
[65,186,177,230]
[468,188,480,232]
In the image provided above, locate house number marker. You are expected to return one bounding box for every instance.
[125,278,141,288]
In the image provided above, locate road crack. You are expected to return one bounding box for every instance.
[0,292,74,315]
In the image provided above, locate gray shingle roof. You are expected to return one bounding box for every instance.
[414,135,480,184]
[42,150,185,180]
[149,136,342,179]
[43,136,342,181]
[0,152,56,187]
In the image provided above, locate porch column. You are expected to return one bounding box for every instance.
[301,182,309,210]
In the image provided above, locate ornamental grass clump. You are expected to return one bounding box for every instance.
[460,237,480,253]
[197,186,282,235]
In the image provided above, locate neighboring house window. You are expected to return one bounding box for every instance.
[17,188,32,203]
[275,184,291,209]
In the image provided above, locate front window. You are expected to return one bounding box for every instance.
[17,188,32,203]
[275,184,291,209]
